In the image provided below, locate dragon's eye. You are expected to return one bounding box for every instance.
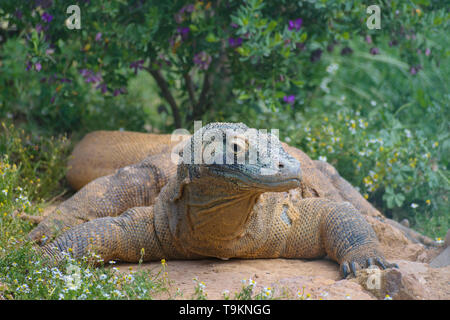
[228,136,248,155]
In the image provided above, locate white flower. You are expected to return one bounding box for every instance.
[262,287,272,297]
[318,156,327,162]
[404,129,412,138]
[1,189,7,196]
[320,78,331,93]
[384,294,392,300]
[370,100,377,106]
[326,63,339,74]
[410,203,419,209]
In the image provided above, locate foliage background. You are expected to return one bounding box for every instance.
[0,1,448,241]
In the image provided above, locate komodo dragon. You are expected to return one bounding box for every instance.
[30,122,405,278]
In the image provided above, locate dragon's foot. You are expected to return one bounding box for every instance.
[340,245,398,279]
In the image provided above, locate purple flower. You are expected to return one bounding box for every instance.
[50,95,56,104]
[95,32,102,42]
[288,18,303,31]
[425,48,431,56]
[410,65,422,75]
[389,39,398,47]
[96,83,108,94]
[283,95,295,105]
[310,49,322,62]
[79,69,103,83]
[341,47,353,56]
[193,51,212,70]
[177,27,190,41]
[15,10,23,20]
[175,4,195,24]
[174,12,184,24]
[35,24,44,33]
[228,37,243,48]
[370,47,380,55]
[35,62,42,72]
[365,35,372,44]
[230,22,239,28]
[183,4,195,13]
[41,12,53,23]
[129,60,145,75]
[113,87,127,96]
[26,61,32,71]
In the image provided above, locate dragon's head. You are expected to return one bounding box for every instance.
[176,122,301,192]
[169,123,301,249]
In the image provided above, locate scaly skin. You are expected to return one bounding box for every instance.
[34,123,400,278]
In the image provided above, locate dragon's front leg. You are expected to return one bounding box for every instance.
[284,198,398,278]
[29,154,172,244]
[38,206,168,265]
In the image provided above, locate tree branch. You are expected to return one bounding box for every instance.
[183,72,197,110]
[146,67,182,128]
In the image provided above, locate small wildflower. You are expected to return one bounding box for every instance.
[41,12,53,23]
[228,37,243,48]
[193,51,212,70]
[129,60,145,75]
[436,238,444,244]
[283,95,295,105]
[384,294,392,300]
[326,63,339,74]
[425,199,431,205]
[288,18,303,31]
[410,203,419,209]
[177,27,190,41]
[369,47,380,55]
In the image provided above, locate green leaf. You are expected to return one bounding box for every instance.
[205,33,219,43]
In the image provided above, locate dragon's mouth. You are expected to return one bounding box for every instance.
[208,162,302,192]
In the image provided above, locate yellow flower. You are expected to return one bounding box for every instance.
[379,146,384,152]
[364,194,369,199]
[426,199,431,205]
[161,259,166,265]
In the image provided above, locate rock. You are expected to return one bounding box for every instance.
[273,275,374,300]
[430,247,450,268]
[400,219,410,228]
[357,260,450,299]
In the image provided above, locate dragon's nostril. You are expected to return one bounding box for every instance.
[278,163,285,169]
